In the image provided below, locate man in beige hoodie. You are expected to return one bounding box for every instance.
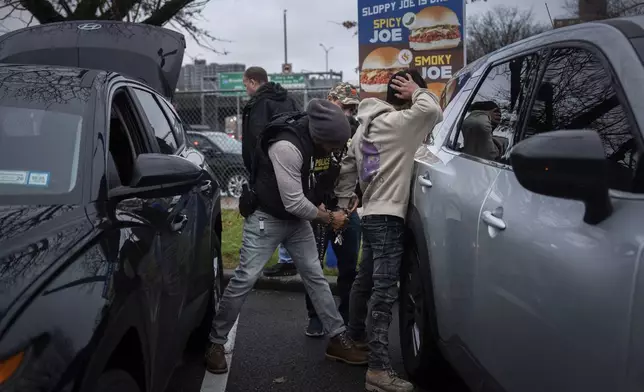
[335,70,442,392]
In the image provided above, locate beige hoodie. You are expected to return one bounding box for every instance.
[335,88,442,220]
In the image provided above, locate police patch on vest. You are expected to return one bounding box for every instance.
[314,157,330,172]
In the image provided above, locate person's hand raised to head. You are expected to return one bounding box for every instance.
[390,73,420,101]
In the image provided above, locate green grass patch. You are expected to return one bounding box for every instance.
[220,209,343,276]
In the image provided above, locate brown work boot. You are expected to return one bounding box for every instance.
[351,337,369,351]
[365,369,414,392]
[325,331,368,365]
[205,342,228,374]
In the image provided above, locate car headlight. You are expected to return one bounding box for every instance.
[0,351,25,385]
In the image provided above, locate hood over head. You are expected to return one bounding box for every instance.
[356,98,396,137]
[306,98,351,146]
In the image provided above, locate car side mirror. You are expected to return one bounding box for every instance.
[110,153,203,200]
[510,130,613,225]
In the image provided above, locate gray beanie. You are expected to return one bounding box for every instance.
[306,99,351,145]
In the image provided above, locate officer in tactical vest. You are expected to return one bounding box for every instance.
[205,99,368,375]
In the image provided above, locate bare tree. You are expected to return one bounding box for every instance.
[0,0,227,52]
[467,6,550,61]
[563,0,644,18]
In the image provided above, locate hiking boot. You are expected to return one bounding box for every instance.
[351,338,369,351]
[205,343,228,374]
[365,369,414,392]
[305,316,325,338]
[263,263,297,277]
[325,331,368,365]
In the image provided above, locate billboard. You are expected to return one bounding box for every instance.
[357,0,466,100]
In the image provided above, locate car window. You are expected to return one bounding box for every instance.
[159,98,186,147]
[0,84,87,196]
[108,89,147,188]
[453,54,539,164]
[133,88,178,154]
[524,47,641,193]
[203,132,242,154]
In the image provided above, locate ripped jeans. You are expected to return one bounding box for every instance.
[347,215,405,370]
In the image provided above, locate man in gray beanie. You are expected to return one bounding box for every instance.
[205,99,367,374]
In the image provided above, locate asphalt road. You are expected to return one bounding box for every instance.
[224,290,469,392]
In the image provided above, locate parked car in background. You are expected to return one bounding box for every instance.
[189,124,213,132]
[401,15,644,392]
[0,21,223,392]
[188,131,249,198]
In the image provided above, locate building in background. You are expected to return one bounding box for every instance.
[178,60,246,91]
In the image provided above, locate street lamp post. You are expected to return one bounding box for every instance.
[319,43,333,73]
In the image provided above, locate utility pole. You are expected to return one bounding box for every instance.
[283,10,288,65]
[319,43,333,73]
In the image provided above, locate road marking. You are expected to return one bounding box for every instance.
[200,316,239,392]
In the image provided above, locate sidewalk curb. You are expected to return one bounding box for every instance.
[223,269,339,295]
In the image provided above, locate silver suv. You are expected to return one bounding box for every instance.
[401,15,644,392]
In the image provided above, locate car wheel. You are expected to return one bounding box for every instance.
[94,369,140,392]
[226,173,248,198]
[399,243,443,388]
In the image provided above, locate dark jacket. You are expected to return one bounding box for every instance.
[307,114,362,209]
[254,114,315,221]
[242,82,300,172]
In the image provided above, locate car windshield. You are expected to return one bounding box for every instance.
[0,82,88,196]
[203,132,242,154]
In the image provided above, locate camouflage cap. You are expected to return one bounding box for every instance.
[328,82,360,106]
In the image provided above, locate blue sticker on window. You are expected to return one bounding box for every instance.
[27,172,50,187]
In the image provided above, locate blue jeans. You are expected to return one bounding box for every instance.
[306,211,360,322]
[210,211,346,344]
[348,215,405,370]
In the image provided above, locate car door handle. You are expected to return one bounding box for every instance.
[417,173,432,188]
[170,214,188,232]
[482,210,506,230]
[200,180,213,195]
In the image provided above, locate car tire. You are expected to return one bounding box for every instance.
[399,242,445,388]
[225,172,248,198]
[94,369,140,392]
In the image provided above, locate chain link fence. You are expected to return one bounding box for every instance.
[175,88,331,198]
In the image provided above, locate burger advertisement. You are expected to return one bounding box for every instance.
[358,0,466,100]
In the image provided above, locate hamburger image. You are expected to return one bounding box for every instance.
[409,6,461,51]
[440,78,458,109]
[360,47,409,93]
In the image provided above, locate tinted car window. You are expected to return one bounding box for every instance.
[525,47,641,193]
[454,55,539,164]
[133,89,178,154]
[0,87,86,196]
[159,99,186,147]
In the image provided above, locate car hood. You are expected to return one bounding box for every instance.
[0,21,185,99]
[0,205,94,324]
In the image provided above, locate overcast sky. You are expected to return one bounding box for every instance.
[185,0,571,82]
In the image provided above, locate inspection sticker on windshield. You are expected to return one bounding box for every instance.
[27,172,50,186]
[0,170,28,185]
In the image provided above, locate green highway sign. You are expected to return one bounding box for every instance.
[218,72,245,95]
[553,18,583,28]
[269,73,306,89]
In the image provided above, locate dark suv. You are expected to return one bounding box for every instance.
[0,21,223,392]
